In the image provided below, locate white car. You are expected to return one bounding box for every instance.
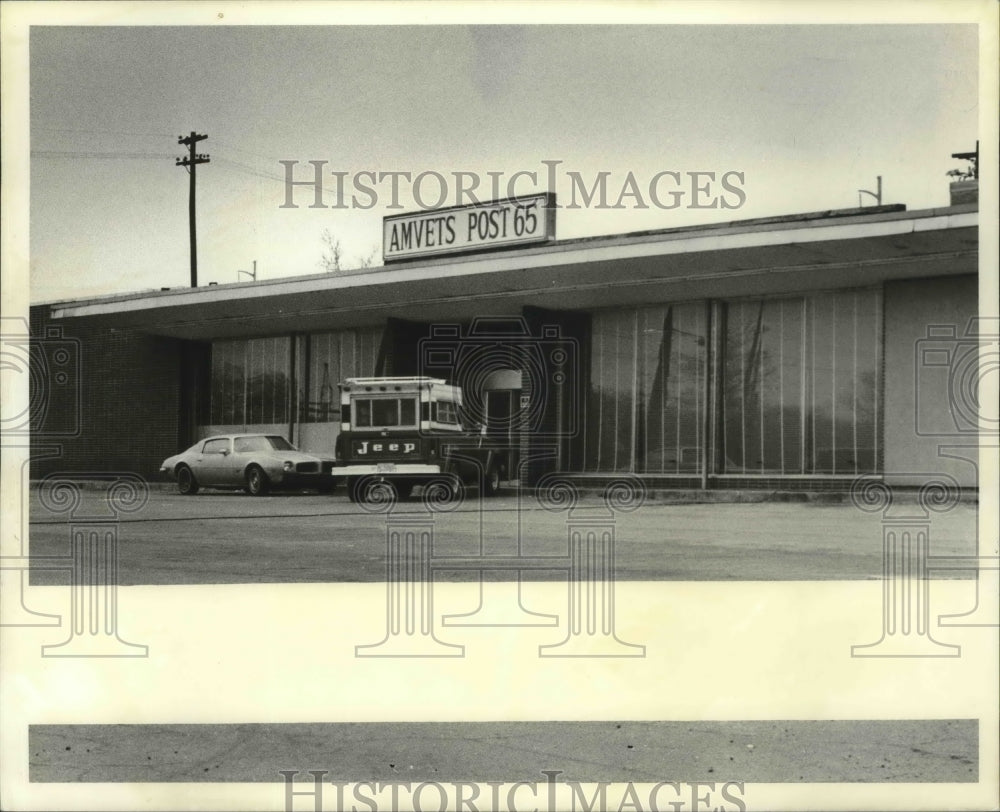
[160,434,337,496]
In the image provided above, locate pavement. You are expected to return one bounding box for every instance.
[25,487,981,585]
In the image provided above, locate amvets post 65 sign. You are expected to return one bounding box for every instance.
[383,193,556,261]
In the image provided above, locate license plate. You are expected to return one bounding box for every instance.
[377,463,397,473]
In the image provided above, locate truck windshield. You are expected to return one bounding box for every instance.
[354,397,417,428]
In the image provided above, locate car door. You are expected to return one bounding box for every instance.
[198,437,232,485]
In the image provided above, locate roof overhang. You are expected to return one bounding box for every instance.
[48,206,978,340]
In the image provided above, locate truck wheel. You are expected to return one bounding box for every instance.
[176,466,199,495]
[245,465,270,496]
[368,481,398,504]
[350,476,398,505]
[423,475,463,507]
[483,465,501,497]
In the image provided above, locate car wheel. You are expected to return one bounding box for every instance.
[176,465,199,496]
[483,465,501,497]
[245,465,270,496]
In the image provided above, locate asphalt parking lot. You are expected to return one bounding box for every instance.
[27,485,980,585]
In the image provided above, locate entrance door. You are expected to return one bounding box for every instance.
[486,389,519,480]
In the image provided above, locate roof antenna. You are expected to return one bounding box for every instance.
[947,140,978,180]
[858,176,882,208]
[237,260,258,282]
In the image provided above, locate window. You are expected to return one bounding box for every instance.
[435,401,460,425]
[303,328,382,422]
[210,337,290,427]
[583,303,707,473]
[353,397,418,428]
[234,435,295,453]
[719,289,880,475]
[579,291,881,477]
[202,438,231,455]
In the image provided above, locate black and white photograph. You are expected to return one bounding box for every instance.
[2,2,998,811]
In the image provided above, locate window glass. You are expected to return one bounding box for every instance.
[583,304,706,473]
[202,438,230,454]
[210,338,290,427]
[636,304,707,473]
[353,397,418,428]
[435,401,458,424]
[401,398,417,425]
[371,399,399,426]
[721,289,881,475]
[355,400,372,427]
[580,292,879,477]
[303,328,383,422]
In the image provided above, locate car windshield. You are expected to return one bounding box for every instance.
[234,436,295,453]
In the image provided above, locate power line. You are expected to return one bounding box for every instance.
[34,127,176,137]
[212,138,287,164]
[213,156,344,197]
[31,150,176,159]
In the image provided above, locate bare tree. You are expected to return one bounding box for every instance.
[319,229,343,273]
[320,229,382,272]
[357,245,379,269]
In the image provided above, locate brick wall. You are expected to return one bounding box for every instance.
[29,306,185,479]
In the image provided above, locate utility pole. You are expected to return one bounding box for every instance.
[175,132,210,287]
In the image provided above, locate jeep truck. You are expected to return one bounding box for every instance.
[334,376,509,502]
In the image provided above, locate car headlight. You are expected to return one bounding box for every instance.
[283,461,293,471]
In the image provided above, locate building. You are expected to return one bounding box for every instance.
[28,184,980,491]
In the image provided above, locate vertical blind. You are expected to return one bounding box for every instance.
[208,328,383,429]
[210,337,291,427]
[584,303,708,473]
[720,290,880,475]
[303,328,382,422]
[582,290,880,476]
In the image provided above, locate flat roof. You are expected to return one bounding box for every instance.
[45,202,978,340]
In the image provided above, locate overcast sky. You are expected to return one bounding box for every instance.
[28,23,979,302]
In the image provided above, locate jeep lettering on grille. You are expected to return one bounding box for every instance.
[353,440,418,457]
